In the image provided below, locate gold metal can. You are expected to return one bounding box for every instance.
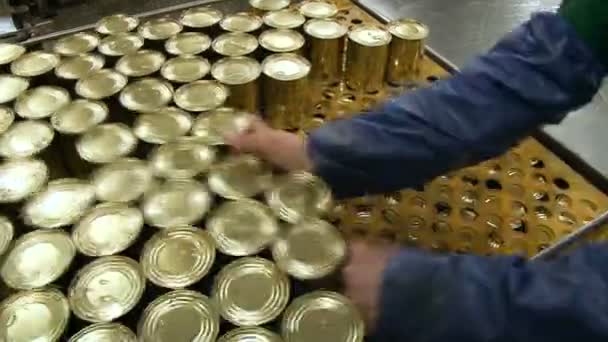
[92,157,153,202]
[282,291,364,342]
[141,227,215,288]
[218,327,283,342]
[220,12,263,33]
[298,1,338,19]
[0,120,54,158]
[119,78,174,112]
[76,69,128,100]
[0,216,13,256]
[211,56,261,112]
[69,322,137,342]
[69,256,145,323]
[208,154,273,200]
[212,32,259,57]
[0,158,48,203]
[0,288,70,342]
[55,53,105,80]
[149,137,216,179]
[165,32,211,55]
[96,14,139,35]
[139,17,183,41]
[0,74,29,104]
[0,43,26,65]
[0,106,15,134]
[142,179,212,228]
[261,53,311,129]
[138,289,219,342]
[77,123,137,163]
[98,33,145,57]
[250,0,291,11]
[345,24,392,93]
[259,29,305,53]
[207,199,278,256]
[115,49,166,77]
[386,19,429,85]
[134,106,193,144]
[51,99,108,134]
[72,202,144,257]
[10,51,60,77]
[263,9,306,30]
[304,18,347,83]
[213,257,290,326]
[0,229,75,289]
[53,32,100,56]
[180,6,223,30]
[191,107,253,145]
[14,85,71,119]
[161,55,210,83]
[174,80,228,112]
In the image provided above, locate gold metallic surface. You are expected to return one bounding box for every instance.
[55,53,105,80]
[0,74,29,104]
[161,55,210,83]
[134,106,193,144]
[0,158,48,203]
[76,69,128,99]
[0,43,25,65]
[220,12,263,33]
[10,51,59,77]
[68,322,137,342]
[208,154,273,200]
[0,120,54,158]
[386,19,429,85]
[218,327,283,342]
[260,29,305,53]
[119,78,174,112]
[51,99,108,134]
[174,80,228,112]
[149,136,216,178]
[165,32,211,55]
[92,158,153,202]
[0,106,15,134]
[304,18,347,84]
[263,9,305,30]
[299,1,338,19]
[53,32,100,56]
[15,86,71,119]
[0,216,13,256]
[191,107,253,145]
[250,0,290,11]
[138,18,183,40]
[76,123,137,163]
[98,33,144,56]
[345,24,391,93]
[212,32,259,57]
[211,57,261,112]
[115,49,166,77]
[96,14,139,35]
[180,6,223,29]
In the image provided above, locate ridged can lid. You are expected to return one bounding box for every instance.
[10,51,60,77]
[92,158,153,202]
[0,106,15,134]
[298,1,338,18]
[180,6,223,28]
[134,106,193,144]
[212,32,259,57]
[0,74,29,104]
[208,154,273,200]
[76,69,128,100]
[387,18,429,40]
[69,322,137,342]
[0,216,14,256]
[161,55,210,83]
[262,53,311,81]
[98,33,144,56]
[348,24,392,47]
[174,80,228,112]
[115,49,166,77]
[191,107,252,145]
[0,43,25,65]
[165,32,211,55]
[250,0,291,11]
[76,123,137,163]
[0,158,48,203]
[138,18,183,40]
[15,86,71,119]
[0,120,54,158]
[119,78,174,112]
[211,56,261,85]
[55,53,105,80]
[149,136,216,179]
[304,18,347,39]
[220,12,263,33]
[96,14,139,34]
[259,29,305,53]
[53,32,100,56]
[263,9,305,29]
[218,327,283,342]
[51,99,108,134]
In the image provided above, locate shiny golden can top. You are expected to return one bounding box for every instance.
[77,123,137,163]
[298,1,338,18]
[0,288,70,342]
[141,227,216,288]
[250,0,290,11]
[348,24,392,47]
[14,85,71,119]
[23,178,96,229]
[260,29,305,53]
[69,322,137,342]
[138,17,183,40]
[149,136,216,179]
[134,106,193,144]
[72,202,144,257]
[142,178,212,228]
[212,32,259,57]
[262,53,311,81]
[53,32,100,56]
[388,18,429,40]
[0,158,48,203]
[219,327,283,342]
[0,106,15,134]
[191,107,252,145]
[174,80,228,112]
[304,18,347,39]
[220,12,263,33]
[207,199,278,256]
[92,158,153,202]
[0,43,25,65]
[208,154,273,200]
[0,74,29,104]
[76,69,128,99]
[55,53,105,80]
[282,291,364,342]
[263,9,305,29]
[211,56,261,85]
[51,99,108,134]
[138,289,219,342]
[69,256,145,323]
[180,6,223,28]
[10,51,59,77]
[165,32,211,55]
[115,49,166,77]
[0,120,54,158]
[96,14,139,35]
[161,55,210,83]
[0,216,13,256]
[98,33,144,56]
[120,78,174,112]
[213,257,290,326]
[0,229,75,289]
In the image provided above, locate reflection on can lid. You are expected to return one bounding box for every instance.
[73,202,143,257]
[220,12,263,33]
[262,53,311,81]
[98,33,144,56]
[174,80,228,112]
[69,322,137,342]
[299,1,338,18]
[191,107,252,145]
[0,288,70,342]
[282,291,364,342]
[0,120,54,158]
[69,256,145,323]
[134,106,193,144]
[211,56,261,85]
[263,9,306,29]
[388,19,429,40]
[250,0,290,11]
[161,55,210,83]
[1,229,75,289]
[150,136,216,179]
[0,106,15,134]
[304,18,347,39]
[0,216,13,256]
[141,227,215,288]
[213,257,290,326]
[208,199,278,256]
[77,123,137,163]
[76,69,128,100]
[55,53,105,80]
[0,74,29,104]
[93,158,153,202]
[142,179,212,228]
[348,24,392,46]
[0,43,26,65]
[218,327,283,342]
[180,6,223,28]
[165,32,211,55]
[138,18,183,40]
[209,154,272,200]
[212,32,259,57]
[260,29,305,53]
[51,99,108,134]
[23,178,96,229]
[15,86,71,119]
[0,158,48,203]
[115,49,166,77]
[96,14,139,34]
[120,78,174,112]
[10,51,59,77]
[54,32,100,56]
[138,290,219,341]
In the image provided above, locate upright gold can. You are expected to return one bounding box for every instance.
[92,157,153,202]
[386,19,429,85]
[133,106,193,144]
[263,9,306,30]
[298,1,338,19]
[149,137,216,179]
[0,216,13,256]
[161,55,210,84]
[115,50,166,77]
[345,24,392,93]
[220,12,263,33]
[304,18,347,84]
[250,0,291,12]
[0,106,14,134]
[259,29,305,54]
[211,56,261,112]
[0,74,29,104]
[55,53,105,80]
[69,323,137,342]
[0,158,48,204]
[0,43,25,66]
[218,327,283,342]
[165,32,211,55]
[10,51,60,77]
[180,6,223,32]
[98,33,144,57]
[212,32,259,57]
[208,154,273,200]
[138,18,183,41]
[53,32,100,56]
[96,14,139,35]
[119,78,174,112]
[191,107,253,145]
[76,123,137,163]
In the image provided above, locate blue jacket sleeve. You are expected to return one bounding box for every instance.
[308,12,606,198]
[372,244,608,342]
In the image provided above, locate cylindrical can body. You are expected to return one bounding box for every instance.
[345,24,392,93]
[386,19,429,85]
[304,19,347,84]
[212,56,261,112]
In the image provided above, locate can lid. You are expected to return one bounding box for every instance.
[165,32,211,55]
[0,74,29,104]
[1,229,75,289]
[212,32,259,57]
[208,154,272,200]
[134,106,193,144]
[211,56,260,85]
[119,78,174,112]
[0,288,70,341]
[388,18,429,40]
[174,80,228,112]
[299,1,338,18]
[142,179,212,228]
[10,51,59,77]
[161,55,210,83]
[69,323,137,342]
[0,216,13,256]
[220,12,263,33]
[96,14,139,34]
[51,99,108,134]
[0,43,26,65]
[250,0,291,11]
[76,69,128,100]
[348,24,392,46]
[69,256,145,323]
[263,9,305,29]
[180,6,223,28]
[141,227,215,288]
[282,291,364,341]
[55,53,105,80]
[213,257,290,326]
[115,49,166,77]
[0,106,15,134]
[138,18,183,40]
[304,18,347,39]
[218,327,283,342]
[262,53,311,81]
[53,32,100,56]
[77,123,137,163]
[98,33,144,56]
[150,136,216,178]
[0,158,48,203]
[15,86,71,119]
[23,178,96,228]
[0,120,54,158]
[72,202,144,257]
[138,289,219,341]
[191,107,252,145]
[92,158,153,202]
[208,199,278,256]
[260,29,305,53]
